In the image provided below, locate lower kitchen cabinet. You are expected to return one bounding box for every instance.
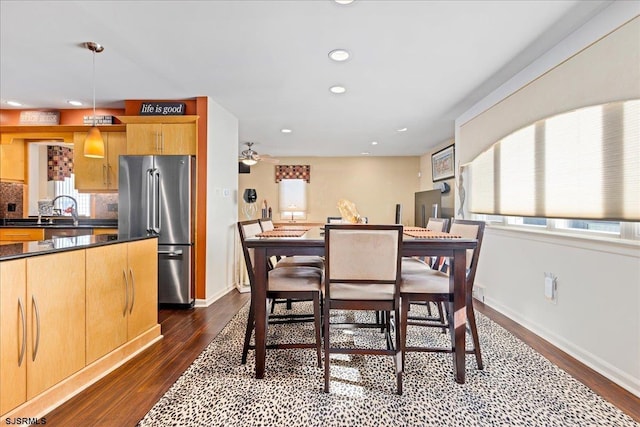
[85,238,158,363]
[0,237,159,418]
[0,259,27,415]
[0,228,45,241]
[25,250,86,400]
[0,251,86,414]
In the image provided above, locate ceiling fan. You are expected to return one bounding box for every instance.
[239,142,279,165]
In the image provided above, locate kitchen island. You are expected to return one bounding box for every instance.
[0,233,161,419]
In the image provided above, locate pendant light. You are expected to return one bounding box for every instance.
[84,42,105,158]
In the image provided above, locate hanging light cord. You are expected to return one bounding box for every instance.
[92,47,96,127]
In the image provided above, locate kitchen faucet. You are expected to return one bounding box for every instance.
[51,195,79,226]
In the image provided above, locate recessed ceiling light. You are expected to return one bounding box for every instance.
[361,152,370,155]
[397,127,408,132]
[328,49,350,62]
[68,100,83,106]
[371,141,378,145]
[6,100,22,106]
[329,85,346,94]
[335,0,354,4]
[281,128,292,134]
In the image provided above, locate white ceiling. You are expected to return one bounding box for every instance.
[0,0,612,158]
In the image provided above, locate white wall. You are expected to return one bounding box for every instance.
[455,2,640,396]
[202,97,239,306]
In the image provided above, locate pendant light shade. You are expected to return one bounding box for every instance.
[84,41,105,158]
[84,126,105,158]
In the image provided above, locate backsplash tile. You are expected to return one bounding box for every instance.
[94,194,118,219]
[0,182,25,218]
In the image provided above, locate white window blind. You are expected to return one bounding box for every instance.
[467,99,640,221]
[54,174,91,217]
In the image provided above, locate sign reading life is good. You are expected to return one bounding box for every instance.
[139,102,186,116]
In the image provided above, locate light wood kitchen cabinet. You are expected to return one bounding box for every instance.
[0,250,86,414]
[73,131,126,192]
[0,139,25,182]
[85,238,157,363]
[25,250,86,399]
[0,259,27,415]
[0,228,44,241]
[126,238,158,338]
[118,116,197,155]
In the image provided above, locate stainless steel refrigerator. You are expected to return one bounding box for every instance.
[118,155,195,308]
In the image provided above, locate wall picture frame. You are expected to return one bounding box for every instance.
[431,144,455,182]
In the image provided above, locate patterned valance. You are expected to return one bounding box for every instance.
[275,165,310,183]
[47,145,74,181]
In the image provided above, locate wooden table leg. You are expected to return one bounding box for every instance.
[451,248,467,384]
[253,247,268,379]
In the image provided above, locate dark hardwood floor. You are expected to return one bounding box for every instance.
[42,291,639,426]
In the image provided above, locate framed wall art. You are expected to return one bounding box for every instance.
[431,144,455,182]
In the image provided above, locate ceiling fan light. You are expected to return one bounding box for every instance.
[242,158,258,166]
[84,126,105,158]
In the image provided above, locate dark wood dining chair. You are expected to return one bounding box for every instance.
[323,224,404,394]
[238,219,323,367]
[259,218,324,269]
[400,219,486,370]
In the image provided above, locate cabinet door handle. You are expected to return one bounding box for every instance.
[107,164,113,187]
[161,132,165,153]
[103,164,107,185]
[32,295,40,362]
[18,297,26,367]
[123,269,129,317]
[155,131,160,152]
[129,268,136,314]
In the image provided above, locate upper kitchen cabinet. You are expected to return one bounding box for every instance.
[0,138,25,182]
[73,131,126,192]
[118,116,198,155]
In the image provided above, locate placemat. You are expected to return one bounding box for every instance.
[402,230,462,239]
[274,226,312,231]
[256,229,307,238]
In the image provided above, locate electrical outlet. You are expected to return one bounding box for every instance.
[7,203,16,212]
[107,203,118,212]
[544,273,557,303]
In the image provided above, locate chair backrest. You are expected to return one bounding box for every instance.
[327,216,343,224]
[238,219,263,285]
[426,217,449,232]
[324,224,403,298]
[448,219,485,288]
[260,218,275,231]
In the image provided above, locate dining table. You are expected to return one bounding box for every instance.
[243,225,478,384]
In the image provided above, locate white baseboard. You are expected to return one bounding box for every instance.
[194,284,238,307]
[485,296,640,398]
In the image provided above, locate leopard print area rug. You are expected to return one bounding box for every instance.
[138,302,637,427]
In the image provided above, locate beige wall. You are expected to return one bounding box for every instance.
[238,156,420,225]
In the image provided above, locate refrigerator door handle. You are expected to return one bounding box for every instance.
[158,249,183,256]
[153,169,161,234]
[146,168,154,233]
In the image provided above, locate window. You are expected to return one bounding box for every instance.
[54,174,90,217]
[467,99,639,224]
[279,179,307,221]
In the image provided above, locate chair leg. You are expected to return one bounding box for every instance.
[313,292,322,368]
[400,298,409,372]
[323,302,331,393]
[467,302,484,369]
[394,305,403,395]
[286,299,293,310]
[242,299,255,364]
[437,302,447,334]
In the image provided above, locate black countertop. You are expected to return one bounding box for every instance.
[0,233,156,261]
[0,218,118,229]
